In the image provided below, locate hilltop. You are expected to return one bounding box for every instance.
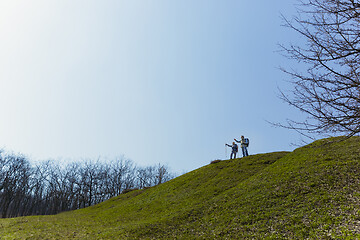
[1,137,360,239]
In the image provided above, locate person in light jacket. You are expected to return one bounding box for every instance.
[234,136,249,157]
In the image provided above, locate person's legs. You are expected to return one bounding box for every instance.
[230,152,234,159]
[245,147,249,156]
[242,147,246,157]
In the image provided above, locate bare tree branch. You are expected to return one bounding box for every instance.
[279,0,360,137]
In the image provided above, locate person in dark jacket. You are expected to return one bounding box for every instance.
[225,142,238,159]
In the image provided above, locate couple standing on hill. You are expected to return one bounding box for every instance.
[225,136,249,159]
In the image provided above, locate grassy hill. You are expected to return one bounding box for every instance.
[1,137,360,239]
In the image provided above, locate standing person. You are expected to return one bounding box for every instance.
[225,142,238,159]
[234,136,249,157]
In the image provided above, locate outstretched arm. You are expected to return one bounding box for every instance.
[234,138,240,143]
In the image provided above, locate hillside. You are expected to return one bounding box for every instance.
[1,137,360,239]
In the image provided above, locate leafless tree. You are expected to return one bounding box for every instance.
[0,153,32,217]
[137,164,174,188]
[137,166,156,189]
[279,0,360,138]
[154,164,174,185]
[106,157,136,197]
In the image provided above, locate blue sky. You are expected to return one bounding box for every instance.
[0,0,304,173]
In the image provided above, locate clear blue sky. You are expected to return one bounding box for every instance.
[0,0,303,173]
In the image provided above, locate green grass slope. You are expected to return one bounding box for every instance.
[1,137,360,239]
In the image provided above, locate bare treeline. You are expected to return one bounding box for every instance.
[0,150,175,218]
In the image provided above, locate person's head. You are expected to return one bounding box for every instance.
[232,142,235,145]
[241,135,244,139]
